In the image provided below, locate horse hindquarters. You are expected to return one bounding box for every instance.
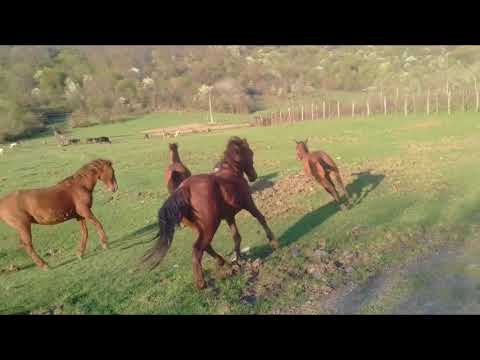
[143,187,191,269]
[0,207,49,270]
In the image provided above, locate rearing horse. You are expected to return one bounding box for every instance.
[165,143,191,194]
[295,139,351,208]
[0,159,118,270]
[143,137,279,289]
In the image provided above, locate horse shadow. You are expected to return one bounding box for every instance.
[110,223,158,250]
[249,170,385,259]
[250,172,278,193]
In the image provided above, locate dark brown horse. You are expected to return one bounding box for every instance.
[165,143,191,194]
[143,137,279,289]
[0,159,118,270]
[295,139,351,208]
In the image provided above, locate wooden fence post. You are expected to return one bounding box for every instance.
[447,90,451,115]
[337,101,340,118]
[426,89,430,115]
[404,95,408,116]
[323,101,326,120]
[366,99,370,117]
[384,96,387,116]
[395,87,399,112]
[352,101,355,117]
[474,78,479,112]
[301,104,304,121]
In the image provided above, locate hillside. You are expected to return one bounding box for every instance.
[2,45,480,140]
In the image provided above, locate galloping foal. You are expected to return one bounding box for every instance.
[295,139,351,208]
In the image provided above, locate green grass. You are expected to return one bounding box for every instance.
[1,111,480,314]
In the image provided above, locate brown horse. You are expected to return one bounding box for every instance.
[143,137,279,289]
[165,143,191,194]
[0,159,118,270]
[295,139,351,208]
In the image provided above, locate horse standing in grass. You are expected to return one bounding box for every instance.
[143,137,279,289]
[0,159,118,270]
[295,139,351,209]
[165,143,191,194]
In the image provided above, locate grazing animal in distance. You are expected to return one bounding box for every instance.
[96,136,111,144]
[143,137,279,289]
[86,137,111,144]
[144,133,151,140]
[9,143,17,149]
[0,159,118,270]
[165,143,191,194]
[295,138,351,209]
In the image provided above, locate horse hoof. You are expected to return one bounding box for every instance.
[102,244,108,250]
[76,252,84,260]
[196,281,207,290]
[41,264,49,271]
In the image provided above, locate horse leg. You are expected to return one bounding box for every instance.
[331,170,352,205]
[76,218,88,259]
[325,172,345,206]
[205,245,227,268]
[76,207,108,250]
[192,236,207,289]
[315,174,342,205]
[226,217,243,262]
[192,221,220,289]
[244,200,279,250]
[18,225,48,270]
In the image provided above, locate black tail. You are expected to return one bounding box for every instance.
[142,187,191,270]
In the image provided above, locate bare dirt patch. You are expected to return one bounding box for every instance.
[142,122,252,137]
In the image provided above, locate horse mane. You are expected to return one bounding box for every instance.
[298,141,309,153]
[217,137,248,174]
[58,159,112,185]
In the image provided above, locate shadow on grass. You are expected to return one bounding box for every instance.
[250,172,278,193]
[110,223,158,250]
[249,170,385,259]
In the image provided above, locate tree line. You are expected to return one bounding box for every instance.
[1,45,480,140]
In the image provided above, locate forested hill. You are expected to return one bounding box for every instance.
[1,45,479,140]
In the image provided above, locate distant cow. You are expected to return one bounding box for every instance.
[86,137,112,144]
[68,138,81,145]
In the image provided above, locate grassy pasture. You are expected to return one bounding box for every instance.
[1,111,479,314]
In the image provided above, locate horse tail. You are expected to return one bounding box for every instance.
[142,186,191,270]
